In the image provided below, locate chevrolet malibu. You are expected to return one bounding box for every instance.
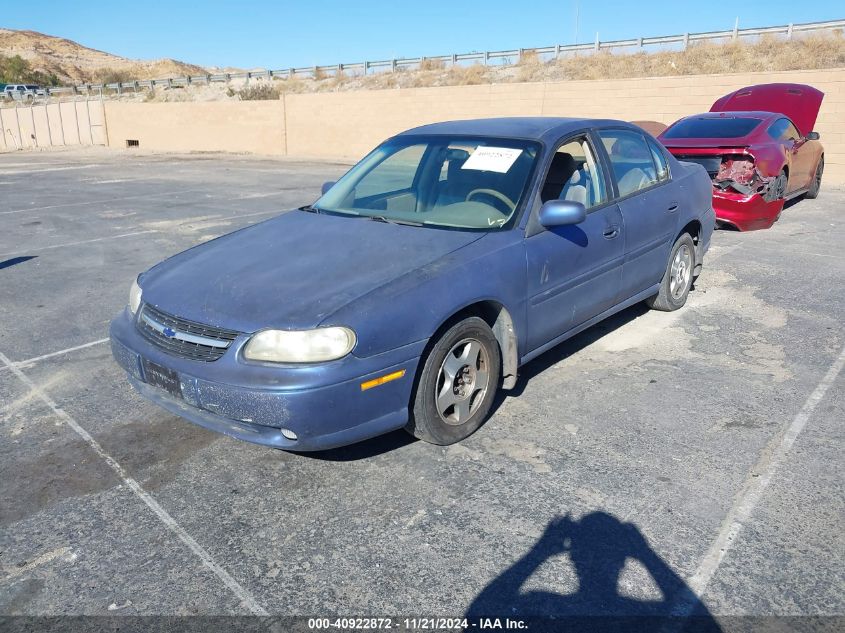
[110,118,714,451]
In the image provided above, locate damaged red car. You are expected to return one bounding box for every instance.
[659,83,824,231]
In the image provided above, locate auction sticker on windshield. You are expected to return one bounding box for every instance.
[461,146,523,173]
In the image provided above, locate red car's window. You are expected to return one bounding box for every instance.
[663,117,762,139]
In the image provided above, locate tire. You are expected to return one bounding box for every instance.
[646,233,696,312]
[805,156,823,199]
[764,170,788,203]
[405,316,501,445]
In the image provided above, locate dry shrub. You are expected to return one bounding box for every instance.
[237,83,280,100]
[92,68,135,85]
[449,63,490,86]
[545,33,845,81]
[419,57,446,71]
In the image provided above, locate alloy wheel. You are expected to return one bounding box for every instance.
[435,338,490,425]
[669,244,692,301]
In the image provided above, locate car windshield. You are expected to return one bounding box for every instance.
[314,136,540,230]
[662,117,763,139]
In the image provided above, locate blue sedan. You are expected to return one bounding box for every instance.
[110,118,714,450]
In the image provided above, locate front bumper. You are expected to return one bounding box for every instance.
[110,308,424,451]
[713,190,784,232]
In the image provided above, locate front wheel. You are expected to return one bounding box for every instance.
[405,317,501,445]
[646,233,695,312]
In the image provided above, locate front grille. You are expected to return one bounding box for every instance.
[136,303,241,362]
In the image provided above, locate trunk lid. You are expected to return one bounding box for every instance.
[710,83,824,136]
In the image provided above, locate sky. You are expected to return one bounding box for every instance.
[5,0,843,70]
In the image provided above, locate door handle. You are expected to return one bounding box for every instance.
[667,202,679,213]
[603,226,620,239]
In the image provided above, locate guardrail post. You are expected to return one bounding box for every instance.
[554,43,561,58]
[451,53,457,66]
[518,48,524,62]
[391,58,397,72]
[732,17,739,41]
[288,68,294,79]
[787,23,794,39]
[683,32,689,50]
[594,33,599,51]
[637,37,643,48]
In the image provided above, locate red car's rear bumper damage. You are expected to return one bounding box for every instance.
[666,148,784,231]
[711,189,784,231]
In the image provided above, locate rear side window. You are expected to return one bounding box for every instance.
[647,138,670,182]
[598,129,659,197]
[662,117,762,139]
[767,118,800,142]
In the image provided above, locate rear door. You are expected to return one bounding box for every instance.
[595,128,676,301]
[524,133,624,352]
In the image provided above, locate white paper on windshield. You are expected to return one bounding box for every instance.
[461,146,523,173]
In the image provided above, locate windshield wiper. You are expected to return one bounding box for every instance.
[300,205,322,214]
[365,215,424,227]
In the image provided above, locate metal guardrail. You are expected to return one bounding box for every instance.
[33,18,845,97]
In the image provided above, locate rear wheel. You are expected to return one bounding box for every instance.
[646,233,695,312]
[806,156,823,199]
[764,170,788,203]
[406,317,501,445]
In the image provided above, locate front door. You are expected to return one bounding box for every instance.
[525,134,624,353]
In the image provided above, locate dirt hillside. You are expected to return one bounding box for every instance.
[0,28,207,83]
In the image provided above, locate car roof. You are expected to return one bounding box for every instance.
[675,111,779,123]
[396,117,640,144]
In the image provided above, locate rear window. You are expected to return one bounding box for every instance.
[663,117,762,139]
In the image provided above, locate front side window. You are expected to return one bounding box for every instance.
[598,129,659,197]
[540,136,607,209]
[316,136,539,230]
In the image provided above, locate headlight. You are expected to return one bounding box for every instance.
[243,327,356,363]
[128,278,142,314]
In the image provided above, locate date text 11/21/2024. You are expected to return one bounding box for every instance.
[306,617,527,630]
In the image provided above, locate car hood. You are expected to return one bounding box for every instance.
[140,210,485,332]
[710,83,824,136]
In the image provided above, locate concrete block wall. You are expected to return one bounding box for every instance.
[100,67,845,183]
[104,101,287,155]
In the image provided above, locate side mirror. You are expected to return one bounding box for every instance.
[321,181,336,195]
[806,131,820,141]
[539,199,587,228]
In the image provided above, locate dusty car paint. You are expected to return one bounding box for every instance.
[111,117,714,451]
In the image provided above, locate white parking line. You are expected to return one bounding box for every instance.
[674,342,845,615]
[0,164,104,176]
[0,188,209,215]
[0,350,268,616]
[0,230,157,259]
[0,338,110,373]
